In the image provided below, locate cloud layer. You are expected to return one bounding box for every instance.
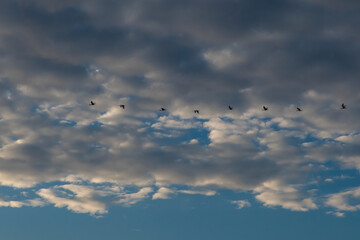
[0,0,360,215]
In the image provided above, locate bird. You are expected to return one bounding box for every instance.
[194,110,199,114]
[90,101,95,106]
[228,106,233,110]
[297,107,302,111]
[263,106,268,111]
[341,103,346,109]
[160,108,166,111]
[119,105,125,109]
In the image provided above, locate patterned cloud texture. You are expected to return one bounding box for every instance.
[0,0,360,215]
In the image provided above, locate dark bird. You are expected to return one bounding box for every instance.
[228,106,233,110]
[160,108,166,111]
[263,106,268,111]
[297,107,302,111]
[341,103,346,109]
[90,101,95,106]
[119,105,125,109]
[194,110,199,114]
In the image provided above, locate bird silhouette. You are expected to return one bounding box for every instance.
[341,103,346,109]
[194,110,199,114]
[228,106,233,110]
[120,105,125,109]
[297,107,302,111]
[160,108,166,111]
[90,101,95,106]
[263,106,268,111]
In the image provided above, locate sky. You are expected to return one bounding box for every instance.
[1,0,360,239]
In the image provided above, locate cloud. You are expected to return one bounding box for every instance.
[116,187,153,206]
[178,189,216,196]
[37,185,110,215]
[0,198,45,208]
[326,187,360,212]
[152,187,175,200]
[152,187,216,200]
[151,116,202,129]
[203,47,245,69]
[254,180,317,211]
[256,191,317,212]
[326,211,345,218]
[37,184,153,215]
[231,200,251,209]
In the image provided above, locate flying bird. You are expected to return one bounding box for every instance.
[194,110,199,114]
[228,106,233,110]
[90,101,95,106]
[263,106,268,111]
[297,107,302,111]
[119,105,125,109]
[341,103,346,109]
[160,108,166,111]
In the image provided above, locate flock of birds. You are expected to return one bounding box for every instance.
[89,101,348,113]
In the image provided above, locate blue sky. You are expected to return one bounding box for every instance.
[1,0,360,238]
[1,192,360,240]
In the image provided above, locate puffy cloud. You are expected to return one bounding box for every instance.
[37,185,111,215]
[255,180,317,211]
[256,191,317,212]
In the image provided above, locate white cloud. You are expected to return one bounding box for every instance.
[188,139,199,144]
[0,198,45,208]
[151,116,202,129]
[37,185,109,215]
[203,48,245,69]
[37,184,153,215]
[178,189,216,196]
[152,187,216,200]
[326,187,360,212]
[326,211,345,217]
[255,180,317,211]
[231,200,251,209]
[116,187,153,206]
[256,191,317,212]
[152,187,175,200]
